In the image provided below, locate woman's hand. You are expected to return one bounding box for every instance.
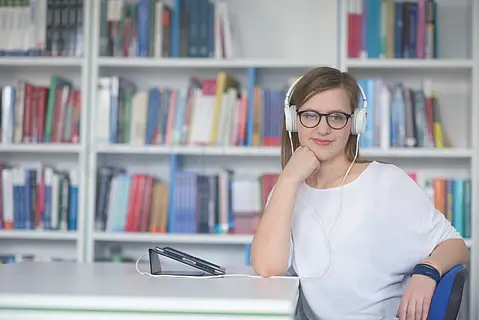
[281,142,320,185]
[396,274,437,320]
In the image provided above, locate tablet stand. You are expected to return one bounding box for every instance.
[148,248,208,276]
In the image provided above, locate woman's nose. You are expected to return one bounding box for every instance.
[317,117,331,134]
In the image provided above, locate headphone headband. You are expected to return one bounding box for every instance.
[283,70,368,135]
[284,74,368,111]
[284,75,304,112]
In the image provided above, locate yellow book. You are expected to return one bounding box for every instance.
[210,72,239,144]
[431,90,444,148]
[253,87,262,146]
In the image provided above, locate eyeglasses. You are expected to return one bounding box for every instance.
[296,110,352,130]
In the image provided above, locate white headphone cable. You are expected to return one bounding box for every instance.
[331,133,361,236]
[135,137,360,281]
[288,131,294,153]
[294,134,361,279]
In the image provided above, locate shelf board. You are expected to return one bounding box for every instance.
[95,144,472,158]
[0,57,83,67]
[0,230,78,241]
[360,147,472,158]
[346,58,473,69]
[97,57,325,69]
[95,144,281,156]
[0,144,83,154]
[94,232,253,245]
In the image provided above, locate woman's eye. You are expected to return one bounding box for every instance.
[330,114,345,120]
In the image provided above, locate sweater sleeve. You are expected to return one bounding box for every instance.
[382,165,463,268]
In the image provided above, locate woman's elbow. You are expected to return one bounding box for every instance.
[250,252,287,277]
[250,237,289,277]
[449,238,470,265]
[460,239,470,264]
[252,262,286,278]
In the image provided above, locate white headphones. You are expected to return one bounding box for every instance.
[283,73,368,135]
[283,71,368,278]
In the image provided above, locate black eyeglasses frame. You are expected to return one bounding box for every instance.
[296,110,352,130]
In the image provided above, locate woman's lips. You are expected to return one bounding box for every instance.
[313,139,332,146]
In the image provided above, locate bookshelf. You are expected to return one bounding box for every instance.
[0,0,91,264]
[85,0,340,267]
[0,0,477,318]
[339,0,476,318]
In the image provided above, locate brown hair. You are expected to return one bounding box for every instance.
[280,67,363,169]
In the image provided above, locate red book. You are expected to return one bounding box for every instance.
[23,83,34,142]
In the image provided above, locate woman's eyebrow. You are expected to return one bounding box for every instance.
[299,107,349,113]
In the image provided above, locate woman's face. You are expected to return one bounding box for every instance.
[296,88,352,161]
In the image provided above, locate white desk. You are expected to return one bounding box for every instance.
[0,262,299,320]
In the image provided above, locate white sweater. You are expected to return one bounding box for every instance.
[272,161,463,319]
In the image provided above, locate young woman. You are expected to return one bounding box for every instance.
[250,67,469,320]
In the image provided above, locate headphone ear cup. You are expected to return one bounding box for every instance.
[351,108,367,135]
[284,106,292,132]
[290,105,297,132]
[284,105,298,132]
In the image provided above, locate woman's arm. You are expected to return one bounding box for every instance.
[421,238,469,277]
[398,238,469,320]
[252,144,320,277]
[389,165,470,319]
[250,174,300,277]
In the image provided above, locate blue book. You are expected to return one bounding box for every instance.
[452,180,465,236]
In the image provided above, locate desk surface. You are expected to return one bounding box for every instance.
[0,262,299,319]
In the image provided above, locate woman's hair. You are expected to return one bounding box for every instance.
[280,67,363,170]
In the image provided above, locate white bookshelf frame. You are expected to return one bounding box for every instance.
[0,0,92,263]
[0,0,476,318]
[470,0,479,317]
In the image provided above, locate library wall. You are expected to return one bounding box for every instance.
[0,0,476,319]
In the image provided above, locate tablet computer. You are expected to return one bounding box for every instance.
[149,248,208,276]
[154,246,226,275]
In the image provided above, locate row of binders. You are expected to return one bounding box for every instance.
[348,0,439,59]
[409,171,471,238]
[96,73,284,148]
[0,164,79,231]
[1,77,82,145]
[359,78,447,149]
[94,166,278,235]
[100,0,235,59]
[0,0,84,57]
[97,73,452,150]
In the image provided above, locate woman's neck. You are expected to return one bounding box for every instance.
[307,152,352,189]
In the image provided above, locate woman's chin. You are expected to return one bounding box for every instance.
[312,149,338,162]
[308,144,339,161]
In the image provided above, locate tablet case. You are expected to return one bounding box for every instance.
[148,248,213,276]
[160,246,226,275]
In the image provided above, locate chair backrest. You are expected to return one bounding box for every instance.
[427,264,468,320]
[290,264,468,320]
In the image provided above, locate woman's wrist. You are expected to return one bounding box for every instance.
[278,171,301,187]
[419,258,443,278]
[412,259,443,284]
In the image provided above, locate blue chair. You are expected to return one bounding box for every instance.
[292,264,468,320]
[428,264,468,320]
